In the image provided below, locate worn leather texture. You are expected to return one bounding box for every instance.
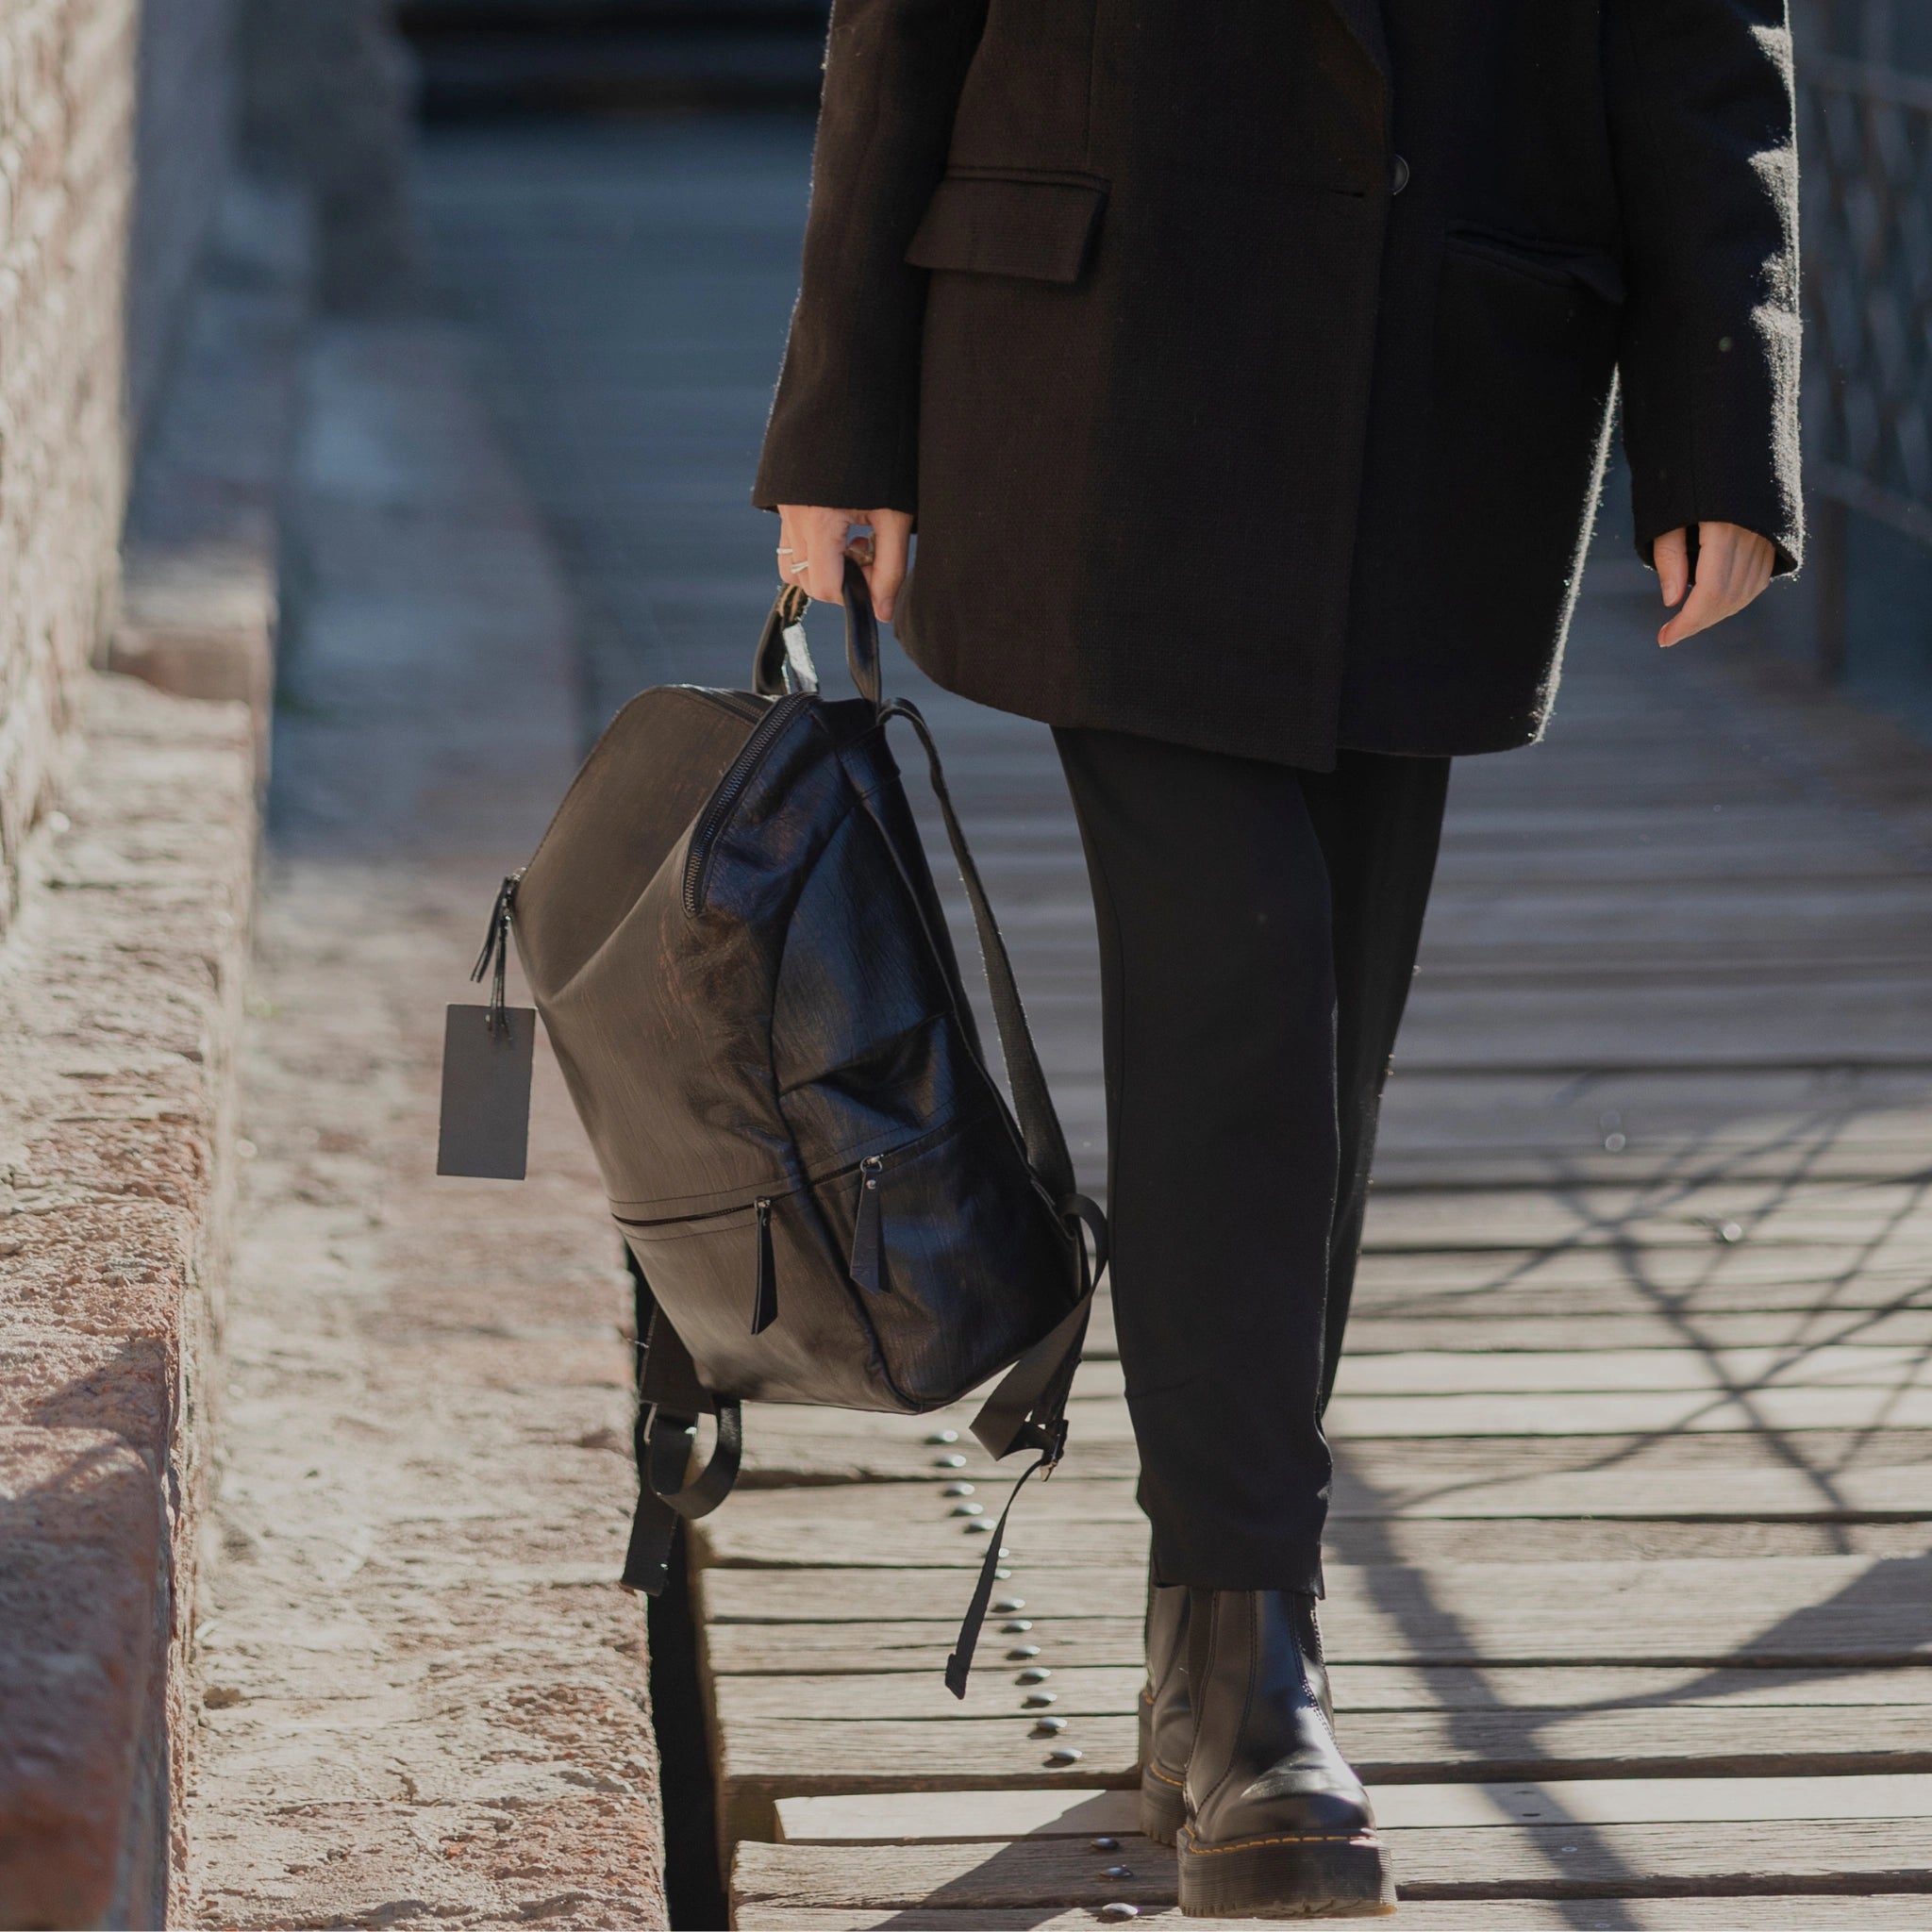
[1184,1589,1374,1848]
[508,594,1081,1413]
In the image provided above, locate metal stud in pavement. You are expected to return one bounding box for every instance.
[1007,1644,1041,1659]
[1032,1716,1067,1735]
[926,1430,958,1444]
[992,1596,1024,1612]
[1103,1866,1134,1881]
[934,1454,967,1469]
[1099,1902,1138,1920]
[1023,1691,1057,1707]
[1017,1666,1051,1683]
[1001,1619,1032,1633]
[950,1502,985,1517]
[1046,1745,1083,1765]
[941,1482,975,1497]
[1091,1837,1120,1852]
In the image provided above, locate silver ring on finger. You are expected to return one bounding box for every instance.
[787,558,810,575]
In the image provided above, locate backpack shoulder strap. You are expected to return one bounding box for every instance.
[879,695,1077,1203]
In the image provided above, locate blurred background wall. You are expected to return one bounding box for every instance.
[1776,0,1932,737]
[0,0,224,941]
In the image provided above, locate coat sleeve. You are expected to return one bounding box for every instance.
[1605,0,1804,573]
[753,0,991,515]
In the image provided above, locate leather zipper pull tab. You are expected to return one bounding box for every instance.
[849,1157,886,1293]
[751,1198,777,1334]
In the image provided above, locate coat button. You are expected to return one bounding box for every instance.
[1391,154,1411,194]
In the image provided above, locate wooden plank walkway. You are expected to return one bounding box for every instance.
[417,118,1932,1927]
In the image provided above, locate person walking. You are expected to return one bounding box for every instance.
[754,0,1800,1915]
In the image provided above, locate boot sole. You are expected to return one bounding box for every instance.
[1177,1826,1397,1919]
[1140,1762,1188,1846]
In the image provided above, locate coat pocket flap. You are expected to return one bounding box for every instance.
[1446,227,1625,307]
[907,174,1108,285]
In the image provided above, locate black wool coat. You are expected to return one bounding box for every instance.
[754,0,1803,768]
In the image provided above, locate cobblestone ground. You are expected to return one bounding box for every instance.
[185,317,667,1927]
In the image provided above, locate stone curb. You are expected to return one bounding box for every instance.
[0,678,256,1929]
[0,171,306,1931]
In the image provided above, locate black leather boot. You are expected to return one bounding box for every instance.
[1138,1582,1191,1843]
[1178,1589,1395,1919]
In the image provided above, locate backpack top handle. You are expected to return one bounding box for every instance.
[751,557,883,708]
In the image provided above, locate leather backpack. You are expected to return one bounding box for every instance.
[465,565,1105,1690]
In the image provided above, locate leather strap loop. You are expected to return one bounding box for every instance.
[841,555,883,707]
[750,558,879,704]
[645,1398,743,1520]
[753,583,814,695]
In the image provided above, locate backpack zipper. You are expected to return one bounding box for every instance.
[682,691,812,916]
[751,1197,777,1334]
[848,1155,886,1294]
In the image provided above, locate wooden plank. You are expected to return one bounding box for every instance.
[697,1555,1932,1664]
[754,1383,1932,1450]
[1328,1462,1932,1522]
[716,1707,1932,1794]
[1280,1346,1932,1394]
[705,1619,1146,1677]
[1341,1311,1932,1354]
[1324,1387,1932,1437]
[774,1772,1932,1840]
[1387,978,1932,1070]
[743,1420,1932,1491]
[729,1822,1932,1906]
[1345,1244,1932,1298]
[721,1466,1932,1533]
[1372,1141,1932,1186]
[1095,1299,1932,1362]
[701,1471,1932,1573]
[776,1788,1137,1844]
[721,1664,1932,1724]
[1357,1182,1932,1252]
[735,1900,1932,1929]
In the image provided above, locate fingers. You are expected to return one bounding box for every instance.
[1654,526,1690,611]
[1657,522,1777,648]
[775,506,914,618]
[775,506,854,602]
[864,509,913,622]
[805,507,855,605]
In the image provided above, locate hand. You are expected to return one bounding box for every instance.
[1654,522,1776,648]
[776,506,914,621]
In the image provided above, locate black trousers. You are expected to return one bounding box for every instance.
[1054,729,1451,1594]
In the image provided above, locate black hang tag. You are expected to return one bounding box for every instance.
[437,1004,535,1179]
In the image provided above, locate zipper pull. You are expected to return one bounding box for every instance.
[470,871,524,1034]
[751,1198,778,1335]
[849,1157,886,1293]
